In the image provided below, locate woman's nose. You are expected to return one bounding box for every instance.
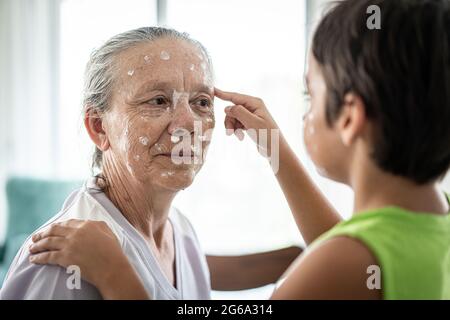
[168,99,196,134]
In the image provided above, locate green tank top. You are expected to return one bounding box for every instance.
[310,203,450,299]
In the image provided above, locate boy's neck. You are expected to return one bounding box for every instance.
[351,157,449,216]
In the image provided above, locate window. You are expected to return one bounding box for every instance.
[57,0,158,178]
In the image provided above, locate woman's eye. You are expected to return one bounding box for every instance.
[148,96,169,106]
[193,98,212,110]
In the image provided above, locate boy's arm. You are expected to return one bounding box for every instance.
[271,237,381,299]
[276,134,341,244]
[207,246,302,291]
[215,88,342,244]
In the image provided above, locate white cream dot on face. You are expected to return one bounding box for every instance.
[205,117,213,123]
[125,161,134,176]
[127,69,134,76]
[172,90,186,109]
[139,136,149,146]
[171,135,181,143]
[154,143,165,153]
[133,154,140,161]
[160,50,170,60]
[189,64,195,71]
[144,55,151,63]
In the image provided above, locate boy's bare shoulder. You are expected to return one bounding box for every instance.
[272,236,382,300]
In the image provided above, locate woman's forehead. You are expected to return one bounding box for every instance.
[118,38,205,69]
[115,38,211,90]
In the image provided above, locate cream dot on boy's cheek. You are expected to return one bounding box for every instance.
[144,55,151,63]
[127,69,134,76]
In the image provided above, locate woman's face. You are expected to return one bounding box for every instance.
[303,54,349,182]
[102,38,215,191]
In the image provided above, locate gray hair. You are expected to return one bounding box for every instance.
[83,26,212,172]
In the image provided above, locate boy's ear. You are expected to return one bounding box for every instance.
[84,107,110,151]
[336,93,367,146]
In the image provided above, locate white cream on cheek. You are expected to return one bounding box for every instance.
[115,118,136,176]
[305,112,318,153]
[138,136,149,146]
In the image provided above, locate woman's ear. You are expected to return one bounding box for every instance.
[84,107,110,151]
[336,93,367,146]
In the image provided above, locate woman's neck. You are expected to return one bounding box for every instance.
[350,154,449,216]
[101,156,176,247]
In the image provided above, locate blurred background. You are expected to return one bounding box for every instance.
[1,0,449,299]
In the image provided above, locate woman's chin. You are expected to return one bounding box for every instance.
[152,168,197,191]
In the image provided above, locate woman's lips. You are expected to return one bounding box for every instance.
[156,153,197,161]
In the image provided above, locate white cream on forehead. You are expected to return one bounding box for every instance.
[160,50,170,60]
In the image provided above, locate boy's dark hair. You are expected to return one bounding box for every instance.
[312,0,450,184]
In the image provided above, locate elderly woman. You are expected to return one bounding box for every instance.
[0,27,300,300]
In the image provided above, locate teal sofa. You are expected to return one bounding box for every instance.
[0,177,81,285]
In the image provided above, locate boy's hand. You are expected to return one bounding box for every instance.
[215,88,281,157]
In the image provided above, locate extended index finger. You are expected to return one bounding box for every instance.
[214,88,260,111]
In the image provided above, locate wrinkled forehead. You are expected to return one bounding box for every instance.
[114,37,213,94]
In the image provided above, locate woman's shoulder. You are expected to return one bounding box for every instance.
[32,185,125,246]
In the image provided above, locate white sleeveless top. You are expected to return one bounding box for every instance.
[0,178,211,300]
